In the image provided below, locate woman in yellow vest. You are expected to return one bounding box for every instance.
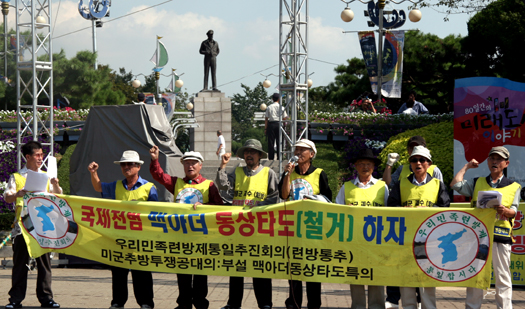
[88,150,157,309]
[279,139,332,309]
[336,148,388,309]
[388,146,449,309]
[451,146,519,309]
[382,135,443,189]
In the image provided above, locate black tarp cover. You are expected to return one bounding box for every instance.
[69,104,183,201]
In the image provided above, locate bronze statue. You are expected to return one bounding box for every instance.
[200,30,220,92]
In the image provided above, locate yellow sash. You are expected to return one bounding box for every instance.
[289,168,322,200]
[174,178,211,204]
[344,180,386,206]
[232,167,269,206]
[115,180,154,201]
[399,176,440,207]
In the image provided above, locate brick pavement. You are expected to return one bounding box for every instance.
[1,266,525,309]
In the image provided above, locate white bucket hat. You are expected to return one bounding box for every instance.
[410,145,432,161]
[180,151,204,163]
[294,139,317,158]
[114,150,144,165]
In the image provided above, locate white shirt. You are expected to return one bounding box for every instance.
[217,135,225,150]
[265,102,287,122]
[336,176,389,206]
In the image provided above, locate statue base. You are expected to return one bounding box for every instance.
[190,91,231,161]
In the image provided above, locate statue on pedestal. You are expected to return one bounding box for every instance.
[200,30,220,92]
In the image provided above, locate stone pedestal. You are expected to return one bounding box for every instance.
[190,91,231,161]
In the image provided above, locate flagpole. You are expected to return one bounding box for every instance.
[156,36,160,104]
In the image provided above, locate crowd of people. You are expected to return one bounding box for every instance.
[3,136,518,309]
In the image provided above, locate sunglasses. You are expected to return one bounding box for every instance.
[409,157,430,164]
[120,162,138,167]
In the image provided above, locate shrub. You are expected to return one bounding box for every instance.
[378,121,454,186]
[0,212,15,231]
[57,144,76,195]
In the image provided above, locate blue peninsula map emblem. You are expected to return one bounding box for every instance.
[414,210,490,282]
[24,193,78,249]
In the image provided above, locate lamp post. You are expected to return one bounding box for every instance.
[78,0,111,70]
[340,0,421,103]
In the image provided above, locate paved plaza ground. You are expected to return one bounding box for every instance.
[1,265,525,309]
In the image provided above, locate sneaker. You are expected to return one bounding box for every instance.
[41,300,60,308]
[109,305,124,309]
[385,301,399,309]
[5,302,22,309]
[140,306,152,309]
[417,303,421,309]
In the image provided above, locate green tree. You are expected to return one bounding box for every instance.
[109,67,136,104]
[231,83,269,152]
[309,58,370,108]
[399,31,467,113]
[463,0,525,83]
[53,50,127,109]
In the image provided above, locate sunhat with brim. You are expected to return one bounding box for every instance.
[114,150,144,165]
[488,146,509,160]
[350,148,381,166]
[237,139,268,159]
[180,151,204,163]
[294,139,317,159]
[410,145,432,161]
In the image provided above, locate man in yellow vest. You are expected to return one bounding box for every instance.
[216,139,279,309]
[3,141,62,309]
[388,146,449,309]
[149,146,223,309]
[451,146,519,309]
[279,139,332,309]
[88,150,157,309]
[336,148,387,309]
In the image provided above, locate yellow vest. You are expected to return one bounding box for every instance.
[174,178,211,204]
[289,168,322,200]
[399,164,437,180]
[115,180,154,201]
[399,176,440,207]
[471,177,521,239]
[232,166,269,207]
[344,180,386,206]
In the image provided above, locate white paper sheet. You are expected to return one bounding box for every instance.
[47,156,57,179]
[23,170,48,192]
[476,190,503,209]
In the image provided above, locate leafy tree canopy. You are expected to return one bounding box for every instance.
[231,83,269,148]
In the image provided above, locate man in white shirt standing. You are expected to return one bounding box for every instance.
[3,141,62,309]
[265,93,287,160]
[216,130,226,160]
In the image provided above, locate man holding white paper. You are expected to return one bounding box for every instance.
[451,146,520,309]
[3,141,62,309]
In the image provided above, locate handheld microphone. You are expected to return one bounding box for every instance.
[284,156,299,176]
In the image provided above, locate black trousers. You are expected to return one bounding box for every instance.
[285,280,321,309]
[203,56,217,89]
[267,121,280,160]
[226,276,272,308]
[9,235,53,304]
[111,266,154,308]
[176,274,209,309]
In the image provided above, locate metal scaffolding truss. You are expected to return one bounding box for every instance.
[279,0,309,172]
[15,0,54,169]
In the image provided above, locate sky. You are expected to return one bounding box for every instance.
[8,0,477,99]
